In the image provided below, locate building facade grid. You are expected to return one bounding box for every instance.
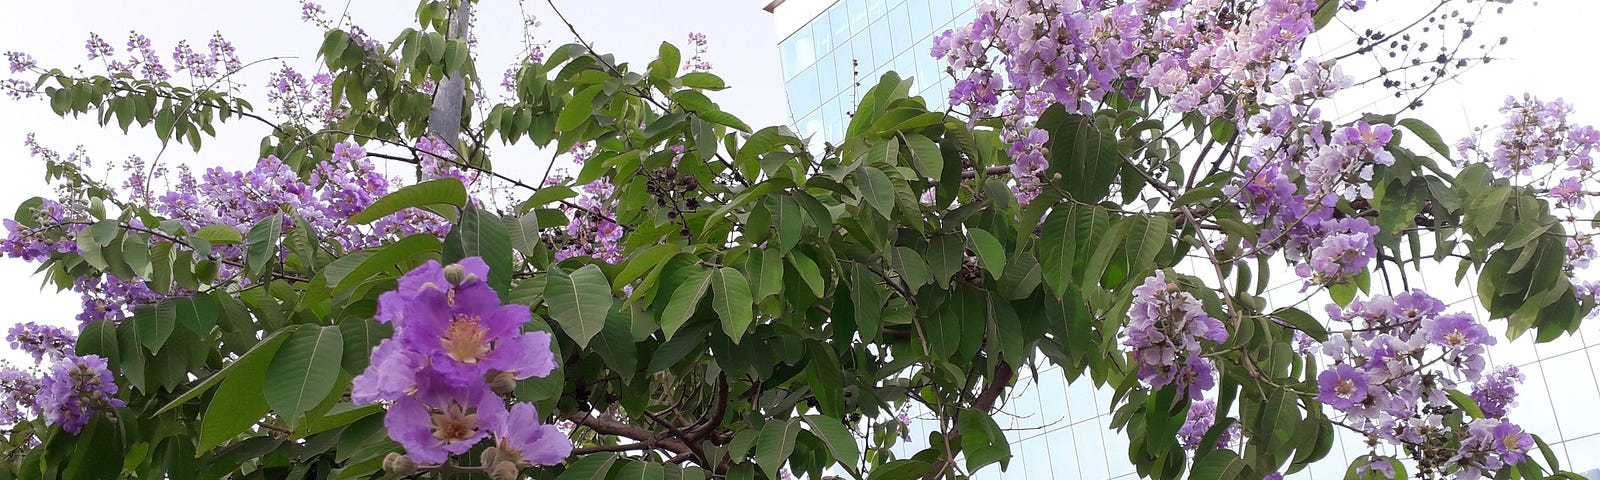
[771,0,1600,477]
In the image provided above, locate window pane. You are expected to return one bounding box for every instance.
[866,0,888,23]
[894,53,916,91]
[835,47,857,94]
[887,3,912,55]
[822,99,843,143]
[851,33,875,74]
[828,6,851,54]
[869,19,893,71]
[810,13,833,56]
[780,29,815,80]
[916,37,941,89]
[786,65,820,118]
[815,50,838,99]
[848,0,870,34]
[929,0,955,30]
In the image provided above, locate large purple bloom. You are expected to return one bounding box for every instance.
[384,372,508,465]
[1425,313,1494,348]
[1317,364,1369,410]
[379,258,556,386]
[489,403,573,467]
[37,355,125,434]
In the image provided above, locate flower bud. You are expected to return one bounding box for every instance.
[444,263,468,285]
[481,446,507,467]
[383,453,418,476]
[489,461,521,480]
[488,370,518,396]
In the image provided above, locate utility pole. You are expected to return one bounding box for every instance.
[428,0,472,151]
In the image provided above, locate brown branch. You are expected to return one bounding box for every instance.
[569,412,690,456]
[923,360,1014,480]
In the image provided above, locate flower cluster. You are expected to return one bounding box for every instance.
[0,367,42,425]
[1122,270,1228,400]
[1,137,453,323]
[1318,290,1531,478]
[7,322,75,363]
[933,0,1330,192]
[683,32,712,73]
[1227,107,1385,289]
[37,355,124,434]
[351,258,570,468]
[1458,95,1600,319]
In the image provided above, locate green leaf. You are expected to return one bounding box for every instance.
[1312,0,1339,30]
[75,320,118,362]
[959,409,1011,472]
[1271,307,1328,342]
[544,265,613,348]
[802,415,861,474]
[133,303,176,354]
[155,327,294,416]
[89,219,119,246]
[558,453,618,480]
[710,267,755,341]
[263,325,343,427]
[651,41,682,79]
[172,294,219,336]
[755,418,801,478]
[199,328,291,453]
[1191,449,1249,479]
[1040,108,1122,203]
[866,460,931,480]
[680,72,727,90]
[1398,118,1451,159]
[351,178,467,224]
[1445,390,1485,419]
[503,213,541,257]
[443,204,514,295]
[520,185,578,211]
[245,213,283,276]
[338,318,392,375]
[858,166,895,218]
[968,228,1005,278]
[902,133,943,181]
[659,267,713,338]
[193,224,244,245]
[594,303,638,375]
[558,84,603,132]
[923,234,964,287]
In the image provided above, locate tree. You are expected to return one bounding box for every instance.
[0,0,1594,479]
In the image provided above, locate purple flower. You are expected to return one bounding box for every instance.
[1490,421,1533,464]
[1177,399,1215,450]
[381,259,555,385]
[37,355,125,434]
[385,372,507,465]
[7,322,76,363]
[1317,364,1369,410]
[1552,177,1585,208]
[0,367,42,424]
[1472,366,1522,419]
[1425,313,1493,348]
[1124,271,1227,400]
[488,403,572,467]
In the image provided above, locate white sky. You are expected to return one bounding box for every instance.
[0,0,788,363]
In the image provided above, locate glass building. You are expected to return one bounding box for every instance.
[766,0,1600,477]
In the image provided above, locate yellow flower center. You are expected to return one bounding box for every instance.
[1360,129,1378,144]
[1445,330,1467,346]
[1335,378,1356,398]
[440,313,491,364]
[430,401,480,443]
[1502,432,1522,452]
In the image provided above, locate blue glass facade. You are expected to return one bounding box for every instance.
[771,2,1600,477]
[776,0,978,144]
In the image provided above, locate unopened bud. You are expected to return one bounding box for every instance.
[489,461,521,480]
[444,263,468,285]
[488,370,518,396]
[383,453,419,476]
[481,446,507,467]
